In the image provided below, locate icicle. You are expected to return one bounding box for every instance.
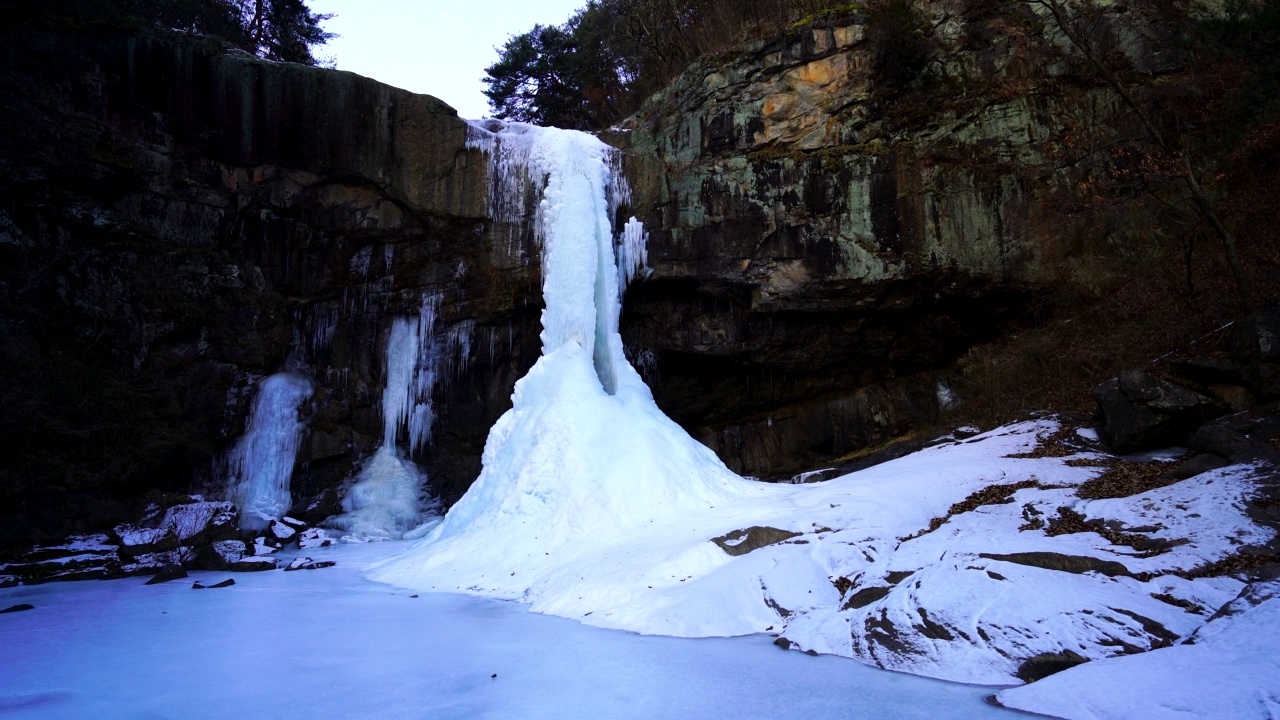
[616,217,652,295]
[225,372,313,529]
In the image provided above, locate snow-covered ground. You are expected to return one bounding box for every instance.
[997,578,1280,719]
[378,416,1272,686]
[0,543,1015,720]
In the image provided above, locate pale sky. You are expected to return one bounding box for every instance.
[311,0,587,119]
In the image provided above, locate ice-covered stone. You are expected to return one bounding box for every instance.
[199,540,246,570]
[269,519,297,542]
[280,516,307,531]
[231,556,277,572]
[297,528,334,549]
[111,525,178,557]
[284,557,336,571]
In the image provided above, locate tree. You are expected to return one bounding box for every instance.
[242,0,335,65]
[1020,0,1261,309]
[78,0,334,66]
[483,7,634,129]
[481,0,859,129]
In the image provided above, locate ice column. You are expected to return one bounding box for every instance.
[226,372,313,529]
[371,121,748,596]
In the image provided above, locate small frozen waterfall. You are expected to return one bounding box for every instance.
[226,372,313,529]
[328,297,442,540]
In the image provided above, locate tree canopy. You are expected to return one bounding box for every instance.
[18,0,335,66]
[483,0,855,129]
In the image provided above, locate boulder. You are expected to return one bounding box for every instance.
[144,564,188,585]
[284,557,336,571]
[280,517,308,532]
[1093,370,1221,452]
[297,528,335,550]
[1232,306,1280,399]
[0,603,35,614]
[197,540,247,571]
[1,534,125,584]
[1168,453,1232,480]
[268,519,298,543]
[150,501,239,545]
[111,525,179,558]
[230,556,277,572]
[1188,407,1280,462]
[193,579,235,589]
[251,538,279,556]
[113,550,187,578]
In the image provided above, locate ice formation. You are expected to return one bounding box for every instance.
[373,121,752,592]
[225,372,313,529]
[328,297,442,540]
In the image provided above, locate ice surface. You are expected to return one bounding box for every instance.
[0,543,1015,720]
[225,373,313,528]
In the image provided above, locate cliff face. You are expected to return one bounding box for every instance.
[614,8,1130,477]
[0,8,1183,542]
[0,27,542,541]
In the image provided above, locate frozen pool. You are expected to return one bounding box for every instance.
[0,543,1024,719]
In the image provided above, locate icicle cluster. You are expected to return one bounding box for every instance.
[616,216,651,293]
[382,294,441,454]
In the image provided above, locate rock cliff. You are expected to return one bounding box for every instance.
[0,5,1221,542]
[614,7,1136,477]
[0,25,541,542]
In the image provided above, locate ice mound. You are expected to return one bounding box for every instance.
[327,447,430,541]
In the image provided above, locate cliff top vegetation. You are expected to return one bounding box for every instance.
[1,0,334,65]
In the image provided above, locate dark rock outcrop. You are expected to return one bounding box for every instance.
[711,526,801,556]
[144,563,188,585]
[1092,371,1220,453]
[1232,307,1280,401]
[1016,650,1089,683]
[980,552,1134,578]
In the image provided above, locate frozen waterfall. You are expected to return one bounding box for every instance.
[327,297,442,540]
[226,372,313,530]
[371,121,752,597]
